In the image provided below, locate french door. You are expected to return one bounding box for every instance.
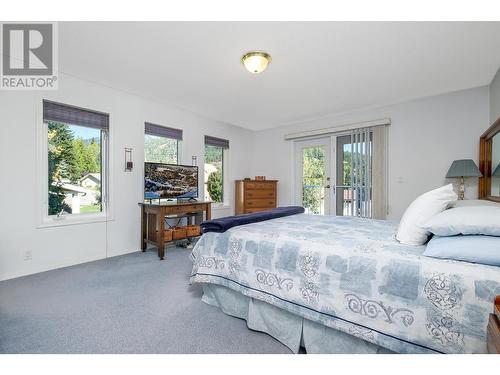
[294,138,332,215]
[294,129,374,217]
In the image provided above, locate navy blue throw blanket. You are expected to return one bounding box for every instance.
[201,206,305,234]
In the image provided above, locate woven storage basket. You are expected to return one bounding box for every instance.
[186,224,201,237]
[172,227,187,240]
[163,229,173,242]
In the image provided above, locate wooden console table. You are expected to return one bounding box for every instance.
[139,200,211,260]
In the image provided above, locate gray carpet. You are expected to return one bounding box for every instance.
[0,246,290,353]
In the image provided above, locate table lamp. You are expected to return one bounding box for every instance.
[446,159,482,200]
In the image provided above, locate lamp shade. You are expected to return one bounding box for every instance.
[446,159,482,178]
[493,163,500,177]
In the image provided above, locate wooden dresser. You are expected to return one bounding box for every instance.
[487,296,500,354]
[235,180,278,215]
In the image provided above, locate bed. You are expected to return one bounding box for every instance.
[190,213,500,354]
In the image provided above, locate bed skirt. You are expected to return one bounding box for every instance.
[202,283,394,354]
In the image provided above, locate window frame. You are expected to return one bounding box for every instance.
[36,102,112,228]
[144,122,183,165]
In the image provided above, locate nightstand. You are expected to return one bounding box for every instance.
[487,296,500,354]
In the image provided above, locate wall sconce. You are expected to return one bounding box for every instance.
[192,155,197,166]
[125,148,133,172]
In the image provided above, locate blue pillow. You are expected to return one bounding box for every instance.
[424,235,500,267]
[421,206,500,237]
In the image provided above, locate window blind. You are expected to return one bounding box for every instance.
[43,100,109,130]
[205,135,229,149]
[349,127,373,219]
[347,125,388,219]
[284,118,390,141]
[145,122,183,141]
[370,125,388,220]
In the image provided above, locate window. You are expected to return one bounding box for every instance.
[204,145,224,202]
[144,122,182,164]
[43,100,109,217]
[204,136,229,203]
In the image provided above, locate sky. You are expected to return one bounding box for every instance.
[69,124,100,141]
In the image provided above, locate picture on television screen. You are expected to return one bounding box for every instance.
[144,162,198,199]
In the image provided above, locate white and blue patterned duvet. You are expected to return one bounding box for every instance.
[190,214,500,353]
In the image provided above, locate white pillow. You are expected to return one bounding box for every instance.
[421,206,500,236]
[396,184,457,245]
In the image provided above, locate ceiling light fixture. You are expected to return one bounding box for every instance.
[241,51,272,74]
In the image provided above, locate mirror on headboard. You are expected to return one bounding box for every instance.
[479,117,500,202]
[493,134,500,196]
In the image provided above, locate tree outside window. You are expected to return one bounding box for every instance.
[204,145,223,203]
[144,134,178,164]
[47,121,103,215]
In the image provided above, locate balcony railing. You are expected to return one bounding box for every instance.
[302,184,371,217]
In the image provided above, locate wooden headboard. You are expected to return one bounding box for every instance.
[479,116,500,202]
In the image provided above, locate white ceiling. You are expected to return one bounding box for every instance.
[59,22,500,131]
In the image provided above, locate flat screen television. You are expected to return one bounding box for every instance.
[144,162,198,200]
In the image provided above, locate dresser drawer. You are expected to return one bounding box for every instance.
[166,204,203,214]
[245,190,276,199]
[245,198,276,208]
[244,182,275,190]
[245,207,272,213]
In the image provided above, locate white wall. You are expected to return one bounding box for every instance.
[249,87,490,219]
[0,74,253,281]
[491,66,500,123]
